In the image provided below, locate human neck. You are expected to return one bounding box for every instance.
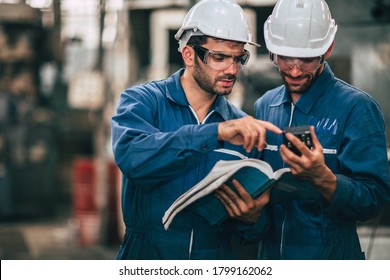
[291,93,301,104]
[181,72,217,123]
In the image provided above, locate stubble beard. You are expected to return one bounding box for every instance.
[193,59,236,96]
[281,67,321,94]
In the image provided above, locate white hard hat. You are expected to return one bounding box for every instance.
[175,0,260,52]
[264,0,337,57]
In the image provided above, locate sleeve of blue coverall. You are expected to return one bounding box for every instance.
[327,99,390,221]
[111,87,224,188]
[235,209,270,245]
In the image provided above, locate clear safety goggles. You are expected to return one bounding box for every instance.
[190,45,250,71]
[272,54,324,72]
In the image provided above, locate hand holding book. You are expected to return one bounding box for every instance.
[162,158,321,230]
[215,178,271,224]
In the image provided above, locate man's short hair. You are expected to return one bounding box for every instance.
[187,35,208,47]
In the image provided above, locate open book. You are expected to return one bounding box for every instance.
[162,158,320,230]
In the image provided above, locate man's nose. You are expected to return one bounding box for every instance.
[224,60,241,74]
[288,64,303,76]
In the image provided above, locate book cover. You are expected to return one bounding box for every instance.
[188,166,276,225]
[162,158,321,230]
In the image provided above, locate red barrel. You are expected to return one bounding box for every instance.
[72,158,99,246]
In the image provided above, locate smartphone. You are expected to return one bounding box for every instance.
[283,126,313,156]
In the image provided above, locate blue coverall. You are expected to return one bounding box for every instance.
[254,62,390,259]
[112,69,262,259]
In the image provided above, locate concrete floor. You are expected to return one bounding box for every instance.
[1,214,389,260]
[357,226,390,260]
[0,218,119,260]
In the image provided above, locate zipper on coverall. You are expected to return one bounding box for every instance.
[280,102,295,259]
[188,106,215,259]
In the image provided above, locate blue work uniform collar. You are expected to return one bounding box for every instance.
[270,62,336,114]
[166,68,233,121]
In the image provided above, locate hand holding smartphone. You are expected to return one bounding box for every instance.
[283,126,313,156]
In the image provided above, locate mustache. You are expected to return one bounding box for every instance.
[281,71,312,80]
[217,74,237,81]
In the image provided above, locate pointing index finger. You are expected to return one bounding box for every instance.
[257,120,283,135]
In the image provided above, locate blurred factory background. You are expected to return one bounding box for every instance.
[0,0,389,260]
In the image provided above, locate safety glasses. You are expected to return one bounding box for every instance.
[190,45,250,71]
[272,54,324,72]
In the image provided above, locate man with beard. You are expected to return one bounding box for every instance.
[247,0,390,259]
[111,0,281,260]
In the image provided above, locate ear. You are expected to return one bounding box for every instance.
[324,41,334,59]
[181,45,195,66]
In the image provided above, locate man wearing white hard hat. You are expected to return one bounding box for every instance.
[111,0,281,259]
[250,0,390,259]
